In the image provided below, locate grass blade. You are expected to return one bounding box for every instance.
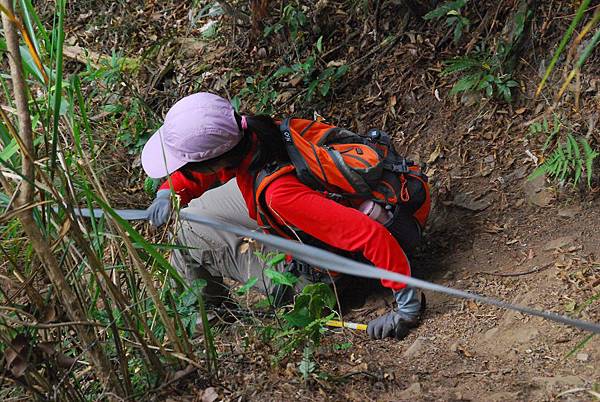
[49,0,65,177]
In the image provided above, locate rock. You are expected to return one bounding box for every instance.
[576,353,589,362]
[558,206,581,218]
[403,337,426,358]
[201,387,219,402]
[543,235,576,251]
[523,174,554,207]
[452,192,493,211]
[533,375,584,390]
[397,382,422,400]
[501,166,528,186]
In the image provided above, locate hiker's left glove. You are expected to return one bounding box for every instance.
[147,189,171,227]
[367,287,424,340]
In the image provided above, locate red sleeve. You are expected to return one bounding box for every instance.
[264,174,410,291]
[158,168,236,206]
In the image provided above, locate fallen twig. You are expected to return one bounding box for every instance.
[477,262,553,277]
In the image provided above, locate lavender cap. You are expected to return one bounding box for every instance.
[141,92,242,178]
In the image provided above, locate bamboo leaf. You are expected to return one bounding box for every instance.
[536,0,592,96]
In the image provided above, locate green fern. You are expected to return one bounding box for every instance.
[442,53,517,102]
[531,134,598,187]
[581,138,599,187]
[423,0,470,44]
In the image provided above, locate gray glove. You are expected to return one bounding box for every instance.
[147,189,171,227]
[367,287,424,340]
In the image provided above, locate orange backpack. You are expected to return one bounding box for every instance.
[254,118,431,240]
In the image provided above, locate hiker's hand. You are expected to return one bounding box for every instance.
[147,190,171,227]
[367,287,423,340]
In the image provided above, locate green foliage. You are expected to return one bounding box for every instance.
[298,345,317,380]
[263,2,307,41]
[80,51,155,152]
[265,268,299,287]
[529,116,598,188]
[442,49,518,102]
[249,252,339,378]
[236,74,279,114]
[237,5,350,113]
[265,282,336,370]
[235,44,349,113]
[423,0,470,44]
[167,279,208,337]
[236,277,258,296]
[144,177,160,196]
[530,134,598,188]
[528,114,561,152]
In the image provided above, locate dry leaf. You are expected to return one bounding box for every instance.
[427,145,441,164]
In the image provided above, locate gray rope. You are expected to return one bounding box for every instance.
[73,208,600,334]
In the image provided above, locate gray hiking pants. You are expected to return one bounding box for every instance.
[170,178,289,302]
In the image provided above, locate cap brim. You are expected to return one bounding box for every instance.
[141,128,188,179]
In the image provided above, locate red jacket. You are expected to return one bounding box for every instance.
[159,146,410,291]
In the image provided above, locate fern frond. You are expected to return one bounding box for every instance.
[442,57,482,75]
[569,134,583,186]
[580,138,599,187]
[449,72,482,94]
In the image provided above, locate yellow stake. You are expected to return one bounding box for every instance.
[325,320,367,331]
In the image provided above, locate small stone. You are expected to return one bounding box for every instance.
[523,175,554,207]
[558,206,581,218]
[201,387,219,402]
[442,271,455,280]
[576,353,589,362]
[403,337,426,358]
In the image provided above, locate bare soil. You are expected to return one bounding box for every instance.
[65,1,599,400]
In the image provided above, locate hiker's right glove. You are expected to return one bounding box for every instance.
[367,287,424,340]
[147,189,171,227]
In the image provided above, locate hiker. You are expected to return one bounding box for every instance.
[141,92,429,340]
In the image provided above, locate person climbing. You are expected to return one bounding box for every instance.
[141,92,430,340]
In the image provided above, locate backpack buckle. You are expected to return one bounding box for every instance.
[388,160,410,174]
[325,192,343,201]
[367,129,391,146]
